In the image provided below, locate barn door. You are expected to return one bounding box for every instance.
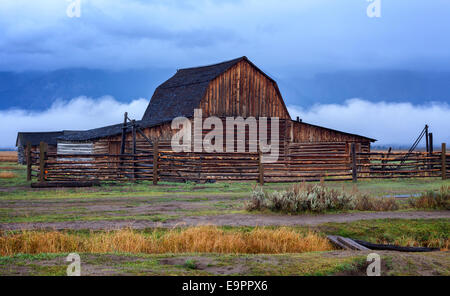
[109,141,121,155]
[109,142,121,168]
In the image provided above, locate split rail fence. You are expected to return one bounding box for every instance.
[26,141,449,185]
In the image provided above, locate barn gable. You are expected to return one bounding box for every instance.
[142,56,290,122]
[200,58,290,119]
[142,57,244,122]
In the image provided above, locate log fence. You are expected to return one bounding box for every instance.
[27,141,449,185]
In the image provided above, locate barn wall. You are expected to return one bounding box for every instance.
[290,121,371,152]
[17,146,25,165]
[93,118,372,155]
[101,118,288,154]
[200,60,290,119]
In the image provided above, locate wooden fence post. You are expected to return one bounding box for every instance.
[351,143,357,182]
[26,142,32,181]
[258,151,264,185]
[39,141,47,183]
[442,143,447,180]
[132,120,136,181]
[429,133,433,154]
[153,140,159,185]
[120,112,128,154]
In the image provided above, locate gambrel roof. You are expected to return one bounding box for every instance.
[141,56,289,121]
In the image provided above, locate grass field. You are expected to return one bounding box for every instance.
[0,161,448,276]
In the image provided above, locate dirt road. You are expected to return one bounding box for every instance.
[1,210,448,230]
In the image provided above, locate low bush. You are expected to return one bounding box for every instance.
[408,186,450,210]
[246,183,399,213]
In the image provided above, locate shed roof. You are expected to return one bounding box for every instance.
[16,131,80,146]
[57,117,174,141]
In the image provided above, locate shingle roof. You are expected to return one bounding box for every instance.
[57,117,174,141]
[142,56,248,121]
[16,131,80,146]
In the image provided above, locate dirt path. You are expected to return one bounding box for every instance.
[1,211,448,230]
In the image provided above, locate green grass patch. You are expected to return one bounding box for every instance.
[313,218,449,248]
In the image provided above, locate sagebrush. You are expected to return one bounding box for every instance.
[408,185,450,210]
[246,183,399,213]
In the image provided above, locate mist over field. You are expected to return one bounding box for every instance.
[2,96,449,148]
[288,99,450,148]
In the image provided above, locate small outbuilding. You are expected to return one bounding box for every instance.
[15,131,82,164]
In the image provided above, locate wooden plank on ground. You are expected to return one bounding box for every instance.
[31,181,100,188]
[337,236,371,251]
[327,235,352,250]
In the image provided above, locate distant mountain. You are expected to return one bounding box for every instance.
[278,70,450,106]
[0,68,172,110]
[0,68,449,110]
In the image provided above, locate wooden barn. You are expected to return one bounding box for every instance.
[21,57,380,183]
[58,56,375,154]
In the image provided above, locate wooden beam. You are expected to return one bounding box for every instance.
[132,120,137,180]
[26,142,32,181]
[442,143,447,180]
[136,127,153,147]
[258,150,264,185]
[39,141,47,183]
[351,143,357,182]
[120,112,128,154]
[429,133,433,154]
[153,140,159,185]
[337,236,370,251]
[31,181,100,188]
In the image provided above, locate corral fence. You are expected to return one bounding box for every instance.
[26,141,449,185]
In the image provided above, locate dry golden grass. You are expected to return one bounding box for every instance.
[0,172,17,179]
[0,226,333,256]
[0,151,17,162]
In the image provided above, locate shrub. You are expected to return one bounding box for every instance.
[246,183,400,213]
[408,186,450,210]
[354,195,399,211]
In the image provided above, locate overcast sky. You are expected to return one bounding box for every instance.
[2,0,450,73]
[0,0,449,147]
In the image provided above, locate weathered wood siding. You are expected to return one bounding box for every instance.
[101,118,286,154]
[290,121,371,152]
[57,142,94,155]
[57,141,94,164]
[200,60,290,119]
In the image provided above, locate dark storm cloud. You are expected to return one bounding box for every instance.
[0,0,449,147]
[1,0,449,71]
